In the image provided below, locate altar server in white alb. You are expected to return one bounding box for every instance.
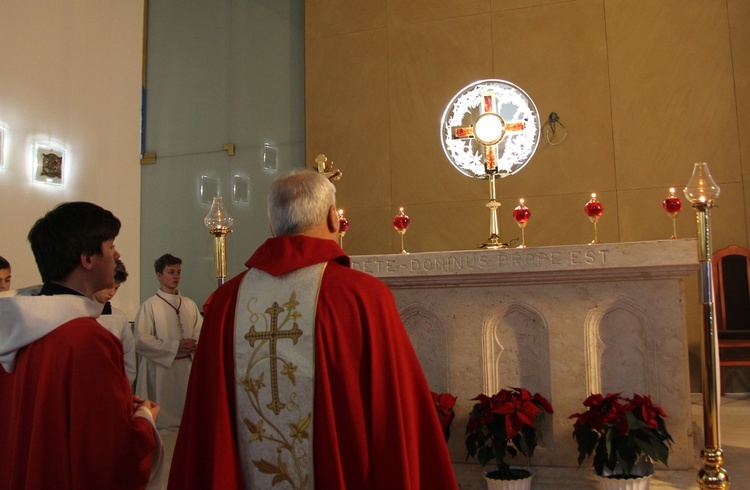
[135,253,202,430]
[95,258,137,386]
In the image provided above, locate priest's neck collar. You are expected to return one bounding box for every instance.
[39,282,86,297]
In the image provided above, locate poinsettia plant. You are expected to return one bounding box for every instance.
[569,393,673,477]
[431,391,457,442]
[465,387,554,481]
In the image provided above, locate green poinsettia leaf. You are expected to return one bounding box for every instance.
[616,444,639,473]
[573,426,598,459]
[625,410,649,431]
[466,435,478,459]
[478,446,494,467]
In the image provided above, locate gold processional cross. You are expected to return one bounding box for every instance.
[451,90,527,172]
[245,302,303,415]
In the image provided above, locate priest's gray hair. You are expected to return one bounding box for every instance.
[268,169,336,237]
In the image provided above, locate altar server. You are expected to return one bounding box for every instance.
[135,253,202,430]
[0,201,163,489]
[169,169,457,489]
[95,258,137,386]
[0,256,11,292]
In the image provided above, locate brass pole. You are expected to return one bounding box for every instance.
[210,228,230,287]
[481,174,505,249]
[694,201,729,489]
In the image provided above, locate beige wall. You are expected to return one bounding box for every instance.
[305,0,750,392]
[0,2,144,319]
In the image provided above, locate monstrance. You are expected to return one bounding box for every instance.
[440,79,540,248]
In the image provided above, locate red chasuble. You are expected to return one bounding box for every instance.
[169,235,458,489]
[0,319,156,489]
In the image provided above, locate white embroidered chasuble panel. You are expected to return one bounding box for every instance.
[234,263,325,490]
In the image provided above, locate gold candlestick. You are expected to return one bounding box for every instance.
[204,196,233,287]
[684,163,729,489]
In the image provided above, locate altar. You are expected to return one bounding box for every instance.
[351,239,699,481]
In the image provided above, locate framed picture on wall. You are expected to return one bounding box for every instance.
[33,143,65,185]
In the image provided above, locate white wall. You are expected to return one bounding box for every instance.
[0,1,144,319]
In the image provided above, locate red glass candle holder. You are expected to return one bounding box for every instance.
[393,207,411,254]
[338,209,350,248]
[662,188,682,239]
[512,198,531,248]
[584,193,603,244]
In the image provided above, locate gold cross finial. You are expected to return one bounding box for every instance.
[314,154,342,182]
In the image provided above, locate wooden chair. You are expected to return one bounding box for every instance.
[712,246,750,394]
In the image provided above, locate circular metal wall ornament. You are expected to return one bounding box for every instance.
[440,79,541,179]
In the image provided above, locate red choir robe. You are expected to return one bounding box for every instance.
[169,235,458,489]
[0,310,158,489]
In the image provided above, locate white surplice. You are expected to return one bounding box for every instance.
[134,290,202,430]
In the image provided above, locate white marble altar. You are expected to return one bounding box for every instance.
[351,239,699,478]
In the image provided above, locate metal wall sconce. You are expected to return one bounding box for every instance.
[199,175,220,205]
[263,142,278,171]
[233,174,250,205]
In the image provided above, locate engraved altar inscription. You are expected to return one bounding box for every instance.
[498,249,608,268]
[351,248,609,276]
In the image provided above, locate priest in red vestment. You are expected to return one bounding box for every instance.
[169,170,457,489]
[0,202,163,490]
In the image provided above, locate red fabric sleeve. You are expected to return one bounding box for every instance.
[168,273,246,490]
[313,262,458,489]
[0,320,156,489]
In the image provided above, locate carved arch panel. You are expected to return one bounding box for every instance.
[584,297,657,398]
[400,303,449,393]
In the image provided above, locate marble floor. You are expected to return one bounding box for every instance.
[455,394,749,489]
[160,394,748,489]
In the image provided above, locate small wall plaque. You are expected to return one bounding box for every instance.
[33,144,65,185]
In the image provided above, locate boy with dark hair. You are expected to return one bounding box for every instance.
[95,258,137,385]
[0,201,163,489]
[0,256,10,292]
[135,253,202,431]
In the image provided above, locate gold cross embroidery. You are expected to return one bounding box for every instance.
[245,302,303,415]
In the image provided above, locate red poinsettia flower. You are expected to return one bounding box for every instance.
[626,393,668,430]
[493,387,542,439]
[431,391,457,441]
[466,387,554,479]
[570,392,673,477]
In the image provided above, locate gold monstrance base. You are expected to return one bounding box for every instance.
[480,174,508,249]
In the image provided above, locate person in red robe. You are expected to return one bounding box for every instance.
[169,170,458,489]
[0,202,163,490]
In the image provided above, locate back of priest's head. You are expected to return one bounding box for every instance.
[268,169,336,237]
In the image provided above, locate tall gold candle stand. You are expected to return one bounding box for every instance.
[684,162,729,489]
[204,196,234,287]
